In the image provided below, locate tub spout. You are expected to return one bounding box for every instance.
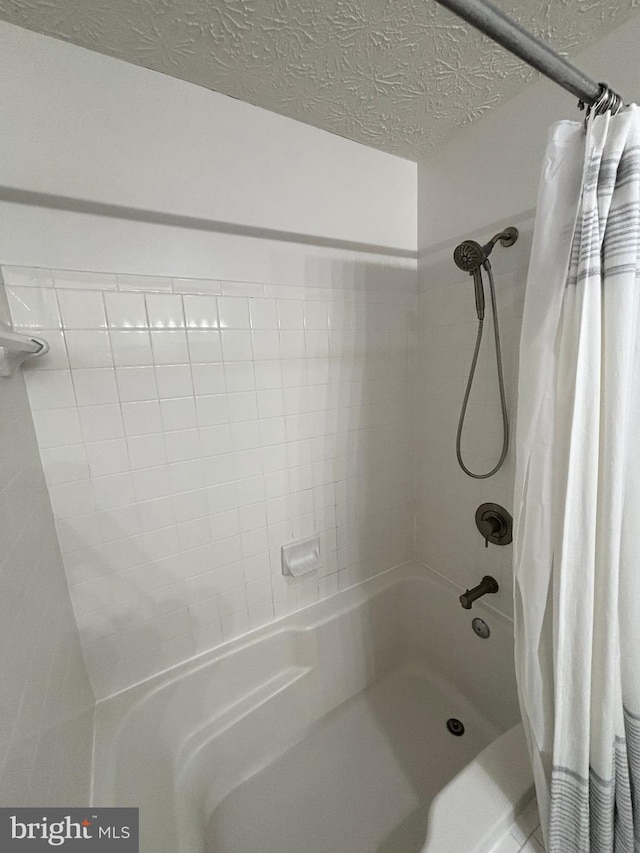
[459,575,499,609]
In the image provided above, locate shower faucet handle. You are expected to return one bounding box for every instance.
[478,511,506,547]
[475,503,512,547]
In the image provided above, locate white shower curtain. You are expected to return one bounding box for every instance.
[514,105,640,852]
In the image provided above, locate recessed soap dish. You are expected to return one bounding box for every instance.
[281,534,322,578]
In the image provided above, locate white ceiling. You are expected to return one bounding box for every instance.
[1,0,637,160]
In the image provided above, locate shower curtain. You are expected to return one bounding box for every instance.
[514,105,640,852]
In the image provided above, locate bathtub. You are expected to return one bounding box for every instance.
[92,562,531,852]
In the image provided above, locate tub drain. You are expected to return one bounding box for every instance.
[446,718,465,737]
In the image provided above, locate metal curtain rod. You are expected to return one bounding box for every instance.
[434,0,623,111]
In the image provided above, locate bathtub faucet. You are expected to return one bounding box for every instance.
[459,575,499,609]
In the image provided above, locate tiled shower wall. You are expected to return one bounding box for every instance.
[414,225,532,618]
[3,262,415,698]
[0,283,94,803]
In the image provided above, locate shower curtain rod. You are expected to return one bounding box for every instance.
[434,0,623,110]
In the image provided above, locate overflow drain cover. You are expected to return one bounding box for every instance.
[446,718,465,737]
[472,617,491,639]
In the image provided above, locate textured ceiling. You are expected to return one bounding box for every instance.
[1,0,638,160]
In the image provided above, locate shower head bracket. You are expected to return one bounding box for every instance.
[497,226,518,248]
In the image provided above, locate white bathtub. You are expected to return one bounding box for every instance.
[92,562,531,852]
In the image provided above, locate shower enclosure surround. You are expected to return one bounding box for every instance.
[1,261,415,698]
[93,562,527,853]
[415,222,532,617]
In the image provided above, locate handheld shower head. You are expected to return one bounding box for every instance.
[453,227,519,273]
[454,240,486,318]
[453,240,485,273]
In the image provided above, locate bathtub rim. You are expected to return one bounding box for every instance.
[91,558,516,806]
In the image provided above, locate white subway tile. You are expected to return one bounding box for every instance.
[242,554,271,584]
[164,428,201,463]
[278,299,304,329]
[253,360,283,390]
[305,330,330,358]
[115,366,158,402]
[155,364,194,398]
[160,397,197,432]
[72,368,119,406]
[122,401,163,436]
[231,420,261,451]
[25,369,76,410]
[173,489,208,524]
[40,444,89,485]
[6,286,61,329]
[117,274,172,292]
[172,277,222,295]
[127,434,167,470]
[185,571,219,605]
[32,407,82,448]
[177,518,210,551]
[218,587,247,618]
[279,330,305,359]
[65,330,113,368]
[239,503,267,534]
[207,482,238,515]
[150,330,189,364]
[51,270,117,290]
[104,292,148,329]
[249,298,278,329]
[227,391,258,423]
[146,294,185,329]
[237,476,266,508]
[168,460,204,493]
[218,297,251,330]
[221,609,250,641]
[110,331,153,367]
[49,480,96,519]
[85,438,130,477]
[212,536,243,570]
[191,363,225,396]
[251,330,280,360]
[1,265,54,287]
[249,600,274,629]
[304,300,329,330]
[92,472,136,509]
[221,330,252,361]
[79,405,124,442]
[223,361,255,392]
[136,497,175,533]
[221,281,265,298]
[233,448,262,479]
[57,290,107,329]
[187,330,222,363]
[196,395,229,427]
[205,517,237,553]
[184,295,219,329]
[20,264,418,695]
[132,466,172,502]
[199,424,232,457]
[202,453,236,486]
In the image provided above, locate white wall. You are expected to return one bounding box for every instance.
[416,13,640,617]
[0,279,94,805]
[0,20,416,280]
[420,15,640,251]
[1,21,417,698]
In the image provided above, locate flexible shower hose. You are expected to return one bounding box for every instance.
[455,260,509,479]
